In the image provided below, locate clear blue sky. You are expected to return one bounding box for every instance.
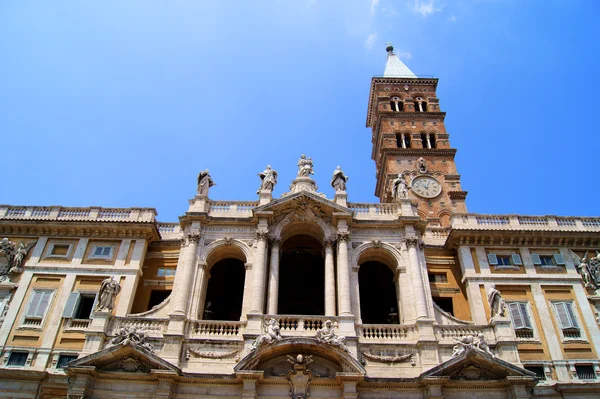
[1,1,598,221]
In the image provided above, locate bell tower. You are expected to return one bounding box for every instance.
[366,45,468,227]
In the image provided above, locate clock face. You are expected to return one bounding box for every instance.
[411,176,442,198]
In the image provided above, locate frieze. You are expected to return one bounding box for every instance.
[203,227,256,233]
[362,351,414,365]
[185,347,241,361]
[351,229,402,237]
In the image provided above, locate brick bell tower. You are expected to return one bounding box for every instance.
[366,45,468,227]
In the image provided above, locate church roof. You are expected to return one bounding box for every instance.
[383,45,417,78]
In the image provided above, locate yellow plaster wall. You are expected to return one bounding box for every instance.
[425,249,470,321]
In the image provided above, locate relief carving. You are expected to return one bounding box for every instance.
[185,347,240,361]
[315,320,348,352]
[250,318,282,352]
[0,238,37,278]
[108,327,155,353]
[287,354,313,399]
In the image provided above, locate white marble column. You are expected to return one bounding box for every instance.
[250,230,269,314]
[406,237,429,319]
[171,233,200,315]
[266,238,281,315]
[324,238,336,316]
[195,263,209,319]
[336,232,352,316]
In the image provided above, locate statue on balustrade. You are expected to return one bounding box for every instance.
[197,169,216,196]
[330,166,348,192]
[391,174,409,201]
[0,238,37,276]
[452,334,494,358]
[297,155,314,178]
[257,165,278,193]
[487,284,506,320]
[95,276,121,312]
[315,320,347,351]
[250,318,282,352]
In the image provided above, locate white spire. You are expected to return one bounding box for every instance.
[383,45,416,78]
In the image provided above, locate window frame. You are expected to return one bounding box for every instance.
[531,253,566,270]
[45,242,74,259]
[551,300,586,342]
[487,252,522,270]
[88,244,116,260]
[56,353,79,369]
[507,301,537,341]
[20,289,55,329]
[6,351,29,367]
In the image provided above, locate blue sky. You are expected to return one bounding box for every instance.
[1,0,598,221]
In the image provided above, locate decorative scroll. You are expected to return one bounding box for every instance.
[362,351,413,364]
[185,347,240,361]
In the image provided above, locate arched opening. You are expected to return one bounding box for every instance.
[396,133,411,149]
[359,261,398,324]
[390,96,403,112]
[204,258,245,320]
[414,97,427,112]
[278,234,325,315]
[429,133,437,148]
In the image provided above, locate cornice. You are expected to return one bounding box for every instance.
[446,229,600,249]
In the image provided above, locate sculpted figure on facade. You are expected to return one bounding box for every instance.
[417,157,427,174]
[287,354,313,399]
[296,154,314,178]
[476,333,494,357]
[578,260,594,288]
[95,276,121,312]
[330,166,348,192]
[487,284,506,320]
[0,238,37,275]
[197,169,215,196]
[451,334,476,357]
[257,165,278,193]
[108,326,155,352]
[315,320,347,351]
[391,174,409,201]
[250,318,282,351]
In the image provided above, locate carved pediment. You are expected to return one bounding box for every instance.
[255,192,351,222]
[66,342,180,375]
[422,348,536,381]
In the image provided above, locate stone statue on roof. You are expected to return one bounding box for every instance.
[330,166,348,192]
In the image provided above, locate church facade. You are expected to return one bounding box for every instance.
[0,46,599,399]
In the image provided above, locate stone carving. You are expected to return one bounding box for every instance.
[223,236,234,246]
[572,251,600,291]
[451,334,494,358]
[108,327,155,353]
[250,318,282,352]
[487,284,506,320]
[256,230,270,241]
[417,157,427,174]
[391,174,409,201]
[102,356,152,373]
[257,165,278,193]
[297,154,315,178]
[315,320,347,351]
[404,237,421,248]
[336,232,350,243]
[330,166,348,192]
[95,276,121,312]
[185,347,240,361]
[0,238,37,276]
[362,351,413,364]
[197,169,215,196]
[286,354,313,399]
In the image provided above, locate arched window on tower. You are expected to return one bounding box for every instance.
[389,96,403,112]
[396,133,411,149]
[420,133,436,149]
[413,97,427,112]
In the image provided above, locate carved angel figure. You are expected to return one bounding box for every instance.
[487,284,506,320]
[257,165,278,193]
[330,166,348,192]
[197,169,215,196]
[315,320,347,350]
[108,326,155,352]
[95,276,121,311]
[250,318,282,351]
[297,155,314,178]
[475,333,494,357]
[0,238,37,274]
[391,175,409,201]
[451,334,476,357]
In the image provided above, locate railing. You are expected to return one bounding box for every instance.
[207,201,257,218]
[21,317,42,328]
[515,329,535,339]
[188,320,246,339]
[64,318,91,331]
[157,223,183,240]
[563,328,582,339]
[266,315,336,336]
[358,324,417,342]
[109,317,169,336]
[434,325,494,342]
[452,214,600,232]
[348,203,400,220]
[0,205,156,223]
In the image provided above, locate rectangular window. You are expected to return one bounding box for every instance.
[7,352,28,367]
[531,253,565,267]
[428,273,448,283]
[157,268,176,277]
[57,354,78,369]
[488,253,522,269]
[508,302,534,339]
[575,365,596,380]
[553,301,581,339]
[62,292,97,319]
[46,243,73,258]
[89,245,114,260]
[524,365,546,380]
[22,290,54,327]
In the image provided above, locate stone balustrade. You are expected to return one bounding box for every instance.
[0,205,157,223]
[188,320,246,339]
[423,227,450,246]
[109,317,169,337]
[434,324,495,343]
[452,213,600,232]
[348,203,400,220]
[357,324,417,343]
[265,315,337,336]
[157,222,183,240]
[64,318,91,332]
[207,201,258,218]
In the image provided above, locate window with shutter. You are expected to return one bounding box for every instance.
[508,302,534,338]
[553,254,565,265]
[509,302,525,328]
[23,290,54,327]
[553,301,581,339]
[487,254,498,265]
[511,254,523,265]
[62,292,81,318]
[531,254,542,265]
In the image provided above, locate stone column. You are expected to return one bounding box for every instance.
[195,263,209,319]
[172,233,200,315]
[337,232,352,316]
[324,238,336,316]
[250,230,269,314]
[406,237,429,319]
[266,238,281,315]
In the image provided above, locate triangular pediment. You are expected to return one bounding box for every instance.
[422,348,536,381]
[66,343,181,375]
[255,191,351,219]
